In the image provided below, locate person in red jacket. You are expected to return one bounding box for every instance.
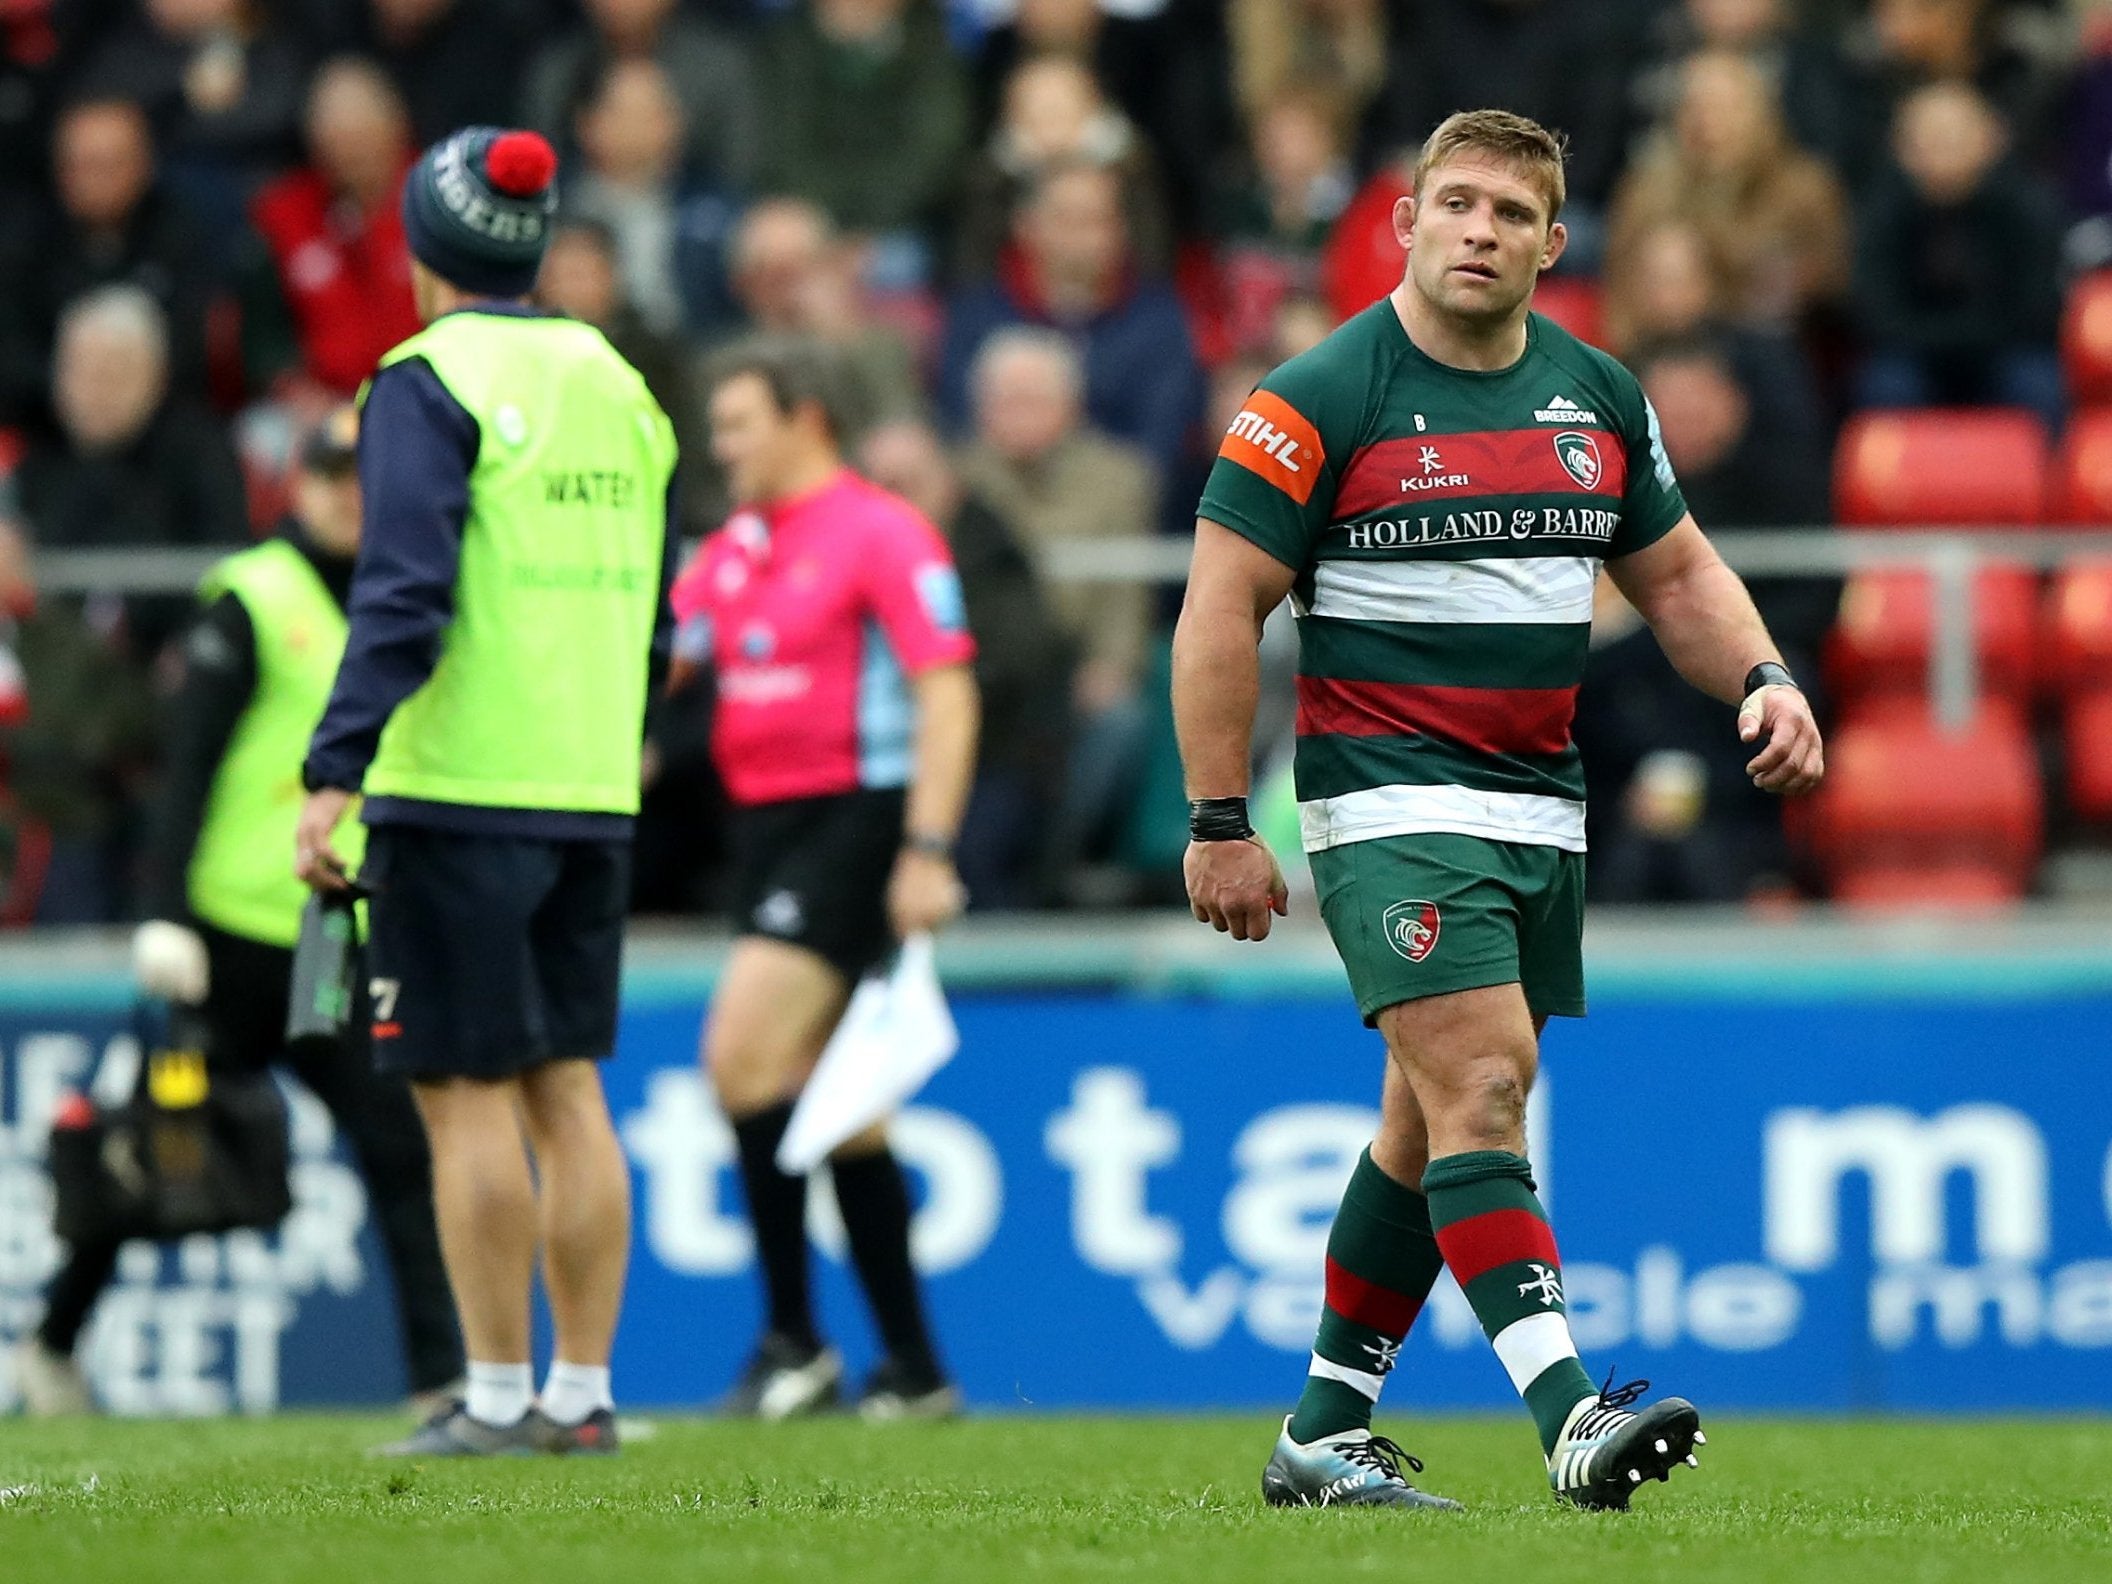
[250,58,421,397]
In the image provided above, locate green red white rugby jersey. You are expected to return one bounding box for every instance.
[1196,302,1689,855]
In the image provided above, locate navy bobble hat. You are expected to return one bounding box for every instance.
[401,126,559,297]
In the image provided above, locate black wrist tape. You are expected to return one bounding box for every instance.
[1188,797,1254,842]
[1743,661,1797,696]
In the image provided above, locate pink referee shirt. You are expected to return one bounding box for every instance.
[670,469,977,807]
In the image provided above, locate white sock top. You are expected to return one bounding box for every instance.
[539,1361,614,1427]
[464,1361,534,1428]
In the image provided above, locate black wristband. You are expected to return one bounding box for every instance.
[903,831,954,860]
[1743,662,1797,696]
[1188,796,1254,842]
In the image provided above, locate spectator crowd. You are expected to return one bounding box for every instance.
[0,0,2102,919]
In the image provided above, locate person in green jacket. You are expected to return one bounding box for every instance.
[294,127,677,1457]
[12,409,464,1418]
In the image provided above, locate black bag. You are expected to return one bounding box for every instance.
[48,1005,294,1247]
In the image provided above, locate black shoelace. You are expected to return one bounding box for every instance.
[1330,1434,1427,1482]
[1596,1365,1650,1410]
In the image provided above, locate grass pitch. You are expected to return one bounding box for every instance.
[1,1415,2106,1584]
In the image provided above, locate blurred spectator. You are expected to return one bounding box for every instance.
[248,58,420,398]
[938,162,1204,492]
[560,56,739,337]
[859,416,1070,908]
[1854,80,2064,432]
[1365,0,1649,250]
[0,516,157,924]
[16,287,247,558]
[953,54,1173,281]
[537,220,712,530]
[726,198,927,435]
[521,0,759,189]
[0,0,67,197]
[1603,217,1828,443]
[757,0,973,248]
[1840,0,2070,183]
[0,97,218,427]
[1631,0,1853,169]
[1208,83,1354,356]
[1609,50,1851,334]
[954,328,1155,888]
[1577,335,1835,904]
[972,0,1230,235]
[76,0,311,215]
[1226,0,1388,138]
[357,0,530,146]
[2063,12,2112,272]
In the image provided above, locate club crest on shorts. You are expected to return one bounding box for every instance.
[1383,900,1441,963]
[1554,430,1602,490]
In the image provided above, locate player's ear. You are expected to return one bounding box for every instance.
[1392,193,1416,251]
[1540,220,1568,274]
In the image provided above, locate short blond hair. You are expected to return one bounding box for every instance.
[1412,108,1569,221]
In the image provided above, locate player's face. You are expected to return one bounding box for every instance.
[709,372,795,504]
[1399,155,1565,327]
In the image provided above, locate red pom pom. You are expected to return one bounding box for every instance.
[484,131,556,198]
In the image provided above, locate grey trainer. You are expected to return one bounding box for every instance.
[371,1404,546,1458]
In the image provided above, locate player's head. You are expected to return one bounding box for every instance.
[402,126,558,316]
[1397,109,1568,328]
[292,404,364,557]
[705,336,846,505]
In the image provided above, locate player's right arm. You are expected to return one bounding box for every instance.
[1174,346,1358,942]
[1173,522,1295,940]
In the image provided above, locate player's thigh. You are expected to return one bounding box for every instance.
[704,936,854,1105]
[528,838,631,1064]
[1516,846,1588,1021]
[1311,832,1527,1027]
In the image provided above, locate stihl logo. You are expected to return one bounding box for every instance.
[1219,391,1323,505]
[1227,411,1304,472]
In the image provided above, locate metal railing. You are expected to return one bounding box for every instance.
[1038,528,2112,733]
[39,528,2112,733]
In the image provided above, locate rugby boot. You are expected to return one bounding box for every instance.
[1261,1417,1463,1510]
[719,1332,843,1421]
[1547,1371,1705,1510]
[855,1358,963,1422]
[532,1406,620,1456]
[370,1403,545,1457]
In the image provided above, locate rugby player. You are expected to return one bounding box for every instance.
[1175,109,1823,1511]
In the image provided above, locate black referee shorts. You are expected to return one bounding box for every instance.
[728,788,904,982]
[361,824,631,1081]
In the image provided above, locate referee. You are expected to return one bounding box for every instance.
[294,127,678,1456]
[670,341,979,1420]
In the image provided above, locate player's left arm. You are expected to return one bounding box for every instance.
[1607,515,1825,795]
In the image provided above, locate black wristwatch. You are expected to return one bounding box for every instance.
[903,831,955,860]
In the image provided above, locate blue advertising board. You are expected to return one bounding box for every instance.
[3,932,2110,1414]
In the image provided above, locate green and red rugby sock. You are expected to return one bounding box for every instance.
[1286,1149,1447,1443]
[1423,1149,1596,1457]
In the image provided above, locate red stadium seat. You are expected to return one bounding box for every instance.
[2049,408,2112,524]
[1532,276,1605,348]
[1828,410,2050,704]
[1802,702,2042,905]
[2061,271,2112,407]
[2041,559,2112,691]
[1833,409,2049,527]
[1826,564,2039,702]
[2063,687,2112,822]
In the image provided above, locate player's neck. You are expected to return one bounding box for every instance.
[1388,283,1529,373]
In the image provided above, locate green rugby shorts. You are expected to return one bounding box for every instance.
[1309,831,1586,1025]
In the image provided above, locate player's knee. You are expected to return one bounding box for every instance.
[1437,1060,1532,1150]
